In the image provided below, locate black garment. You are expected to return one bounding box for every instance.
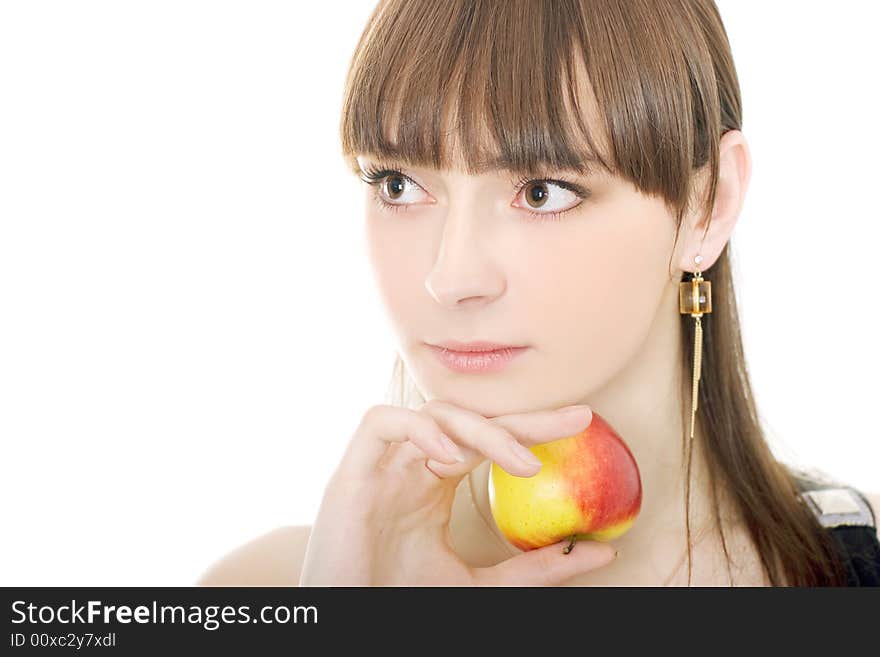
[789,466,880,586]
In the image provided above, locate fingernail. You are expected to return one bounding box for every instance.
[439,434,466,462]
[510,440,542,468]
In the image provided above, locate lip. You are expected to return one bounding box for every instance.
[431,340,527,352]
[426,341,530,373]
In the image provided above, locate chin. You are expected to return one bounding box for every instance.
[421,386,554,419]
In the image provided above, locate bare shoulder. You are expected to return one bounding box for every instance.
[196,525,312,586]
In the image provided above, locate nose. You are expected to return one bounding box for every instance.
[424,201,507,309]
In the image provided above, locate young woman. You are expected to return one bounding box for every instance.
[198,0,879,586]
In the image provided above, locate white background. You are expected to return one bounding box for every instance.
[1,1,877,585]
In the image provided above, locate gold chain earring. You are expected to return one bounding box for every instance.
[679,254,712,440]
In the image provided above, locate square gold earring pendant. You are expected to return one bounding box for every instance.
[680,261,712,440]
[679,275,712,316]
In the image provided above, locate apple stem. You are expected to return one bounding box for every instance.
[563,535,576,554]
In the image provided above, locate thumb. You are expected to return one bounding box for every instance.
[475,538,618,586]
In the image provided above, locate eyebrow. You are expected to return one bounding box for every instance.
[472,153,603,176]
[355,153,603,177]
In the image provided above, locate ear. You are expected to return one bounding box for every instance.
[675,129,752,274]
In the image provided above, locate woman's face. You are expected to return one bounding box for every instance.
[358,153,684,417]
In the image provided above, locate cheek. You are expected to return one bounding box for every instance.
[365,212,431,338]
[519,203,676,390]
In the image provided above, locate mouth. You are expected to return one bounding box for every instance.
[425,341,530,373]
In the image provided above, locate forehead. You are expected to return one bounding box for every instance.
[343,15,617,181]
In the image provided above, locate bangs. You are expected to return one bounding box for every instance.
[339,0,615,179]
[340,0,734,218]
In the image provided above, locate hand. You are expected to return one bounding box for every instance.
[298,399,618,586]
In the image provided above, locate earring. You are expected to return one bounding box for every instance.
[679,254,712,440]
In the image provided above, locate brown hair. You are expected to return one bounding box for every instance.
[337,0,850,586]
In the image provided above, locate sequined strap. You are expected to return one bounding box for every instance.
[789,466,877,529]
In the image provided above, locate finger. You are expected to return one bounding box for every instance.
[420,401,595,479]
[487,404,594,448]
[417,400,547,478]
[339,405,466,479]
[473,538,618,586]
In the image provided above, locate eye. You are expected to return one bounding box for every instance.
[358,163,590,222]
[358,165,431,215]
[512,176,590,223]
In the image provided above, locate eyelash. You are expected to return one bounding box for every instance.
[358,165,589,223]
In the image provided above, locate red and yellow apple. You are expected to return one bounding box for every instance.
[489,410,642,552]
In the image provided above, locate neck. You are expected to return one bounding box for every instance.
[471,281,735,583]
[585,280,718,544]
